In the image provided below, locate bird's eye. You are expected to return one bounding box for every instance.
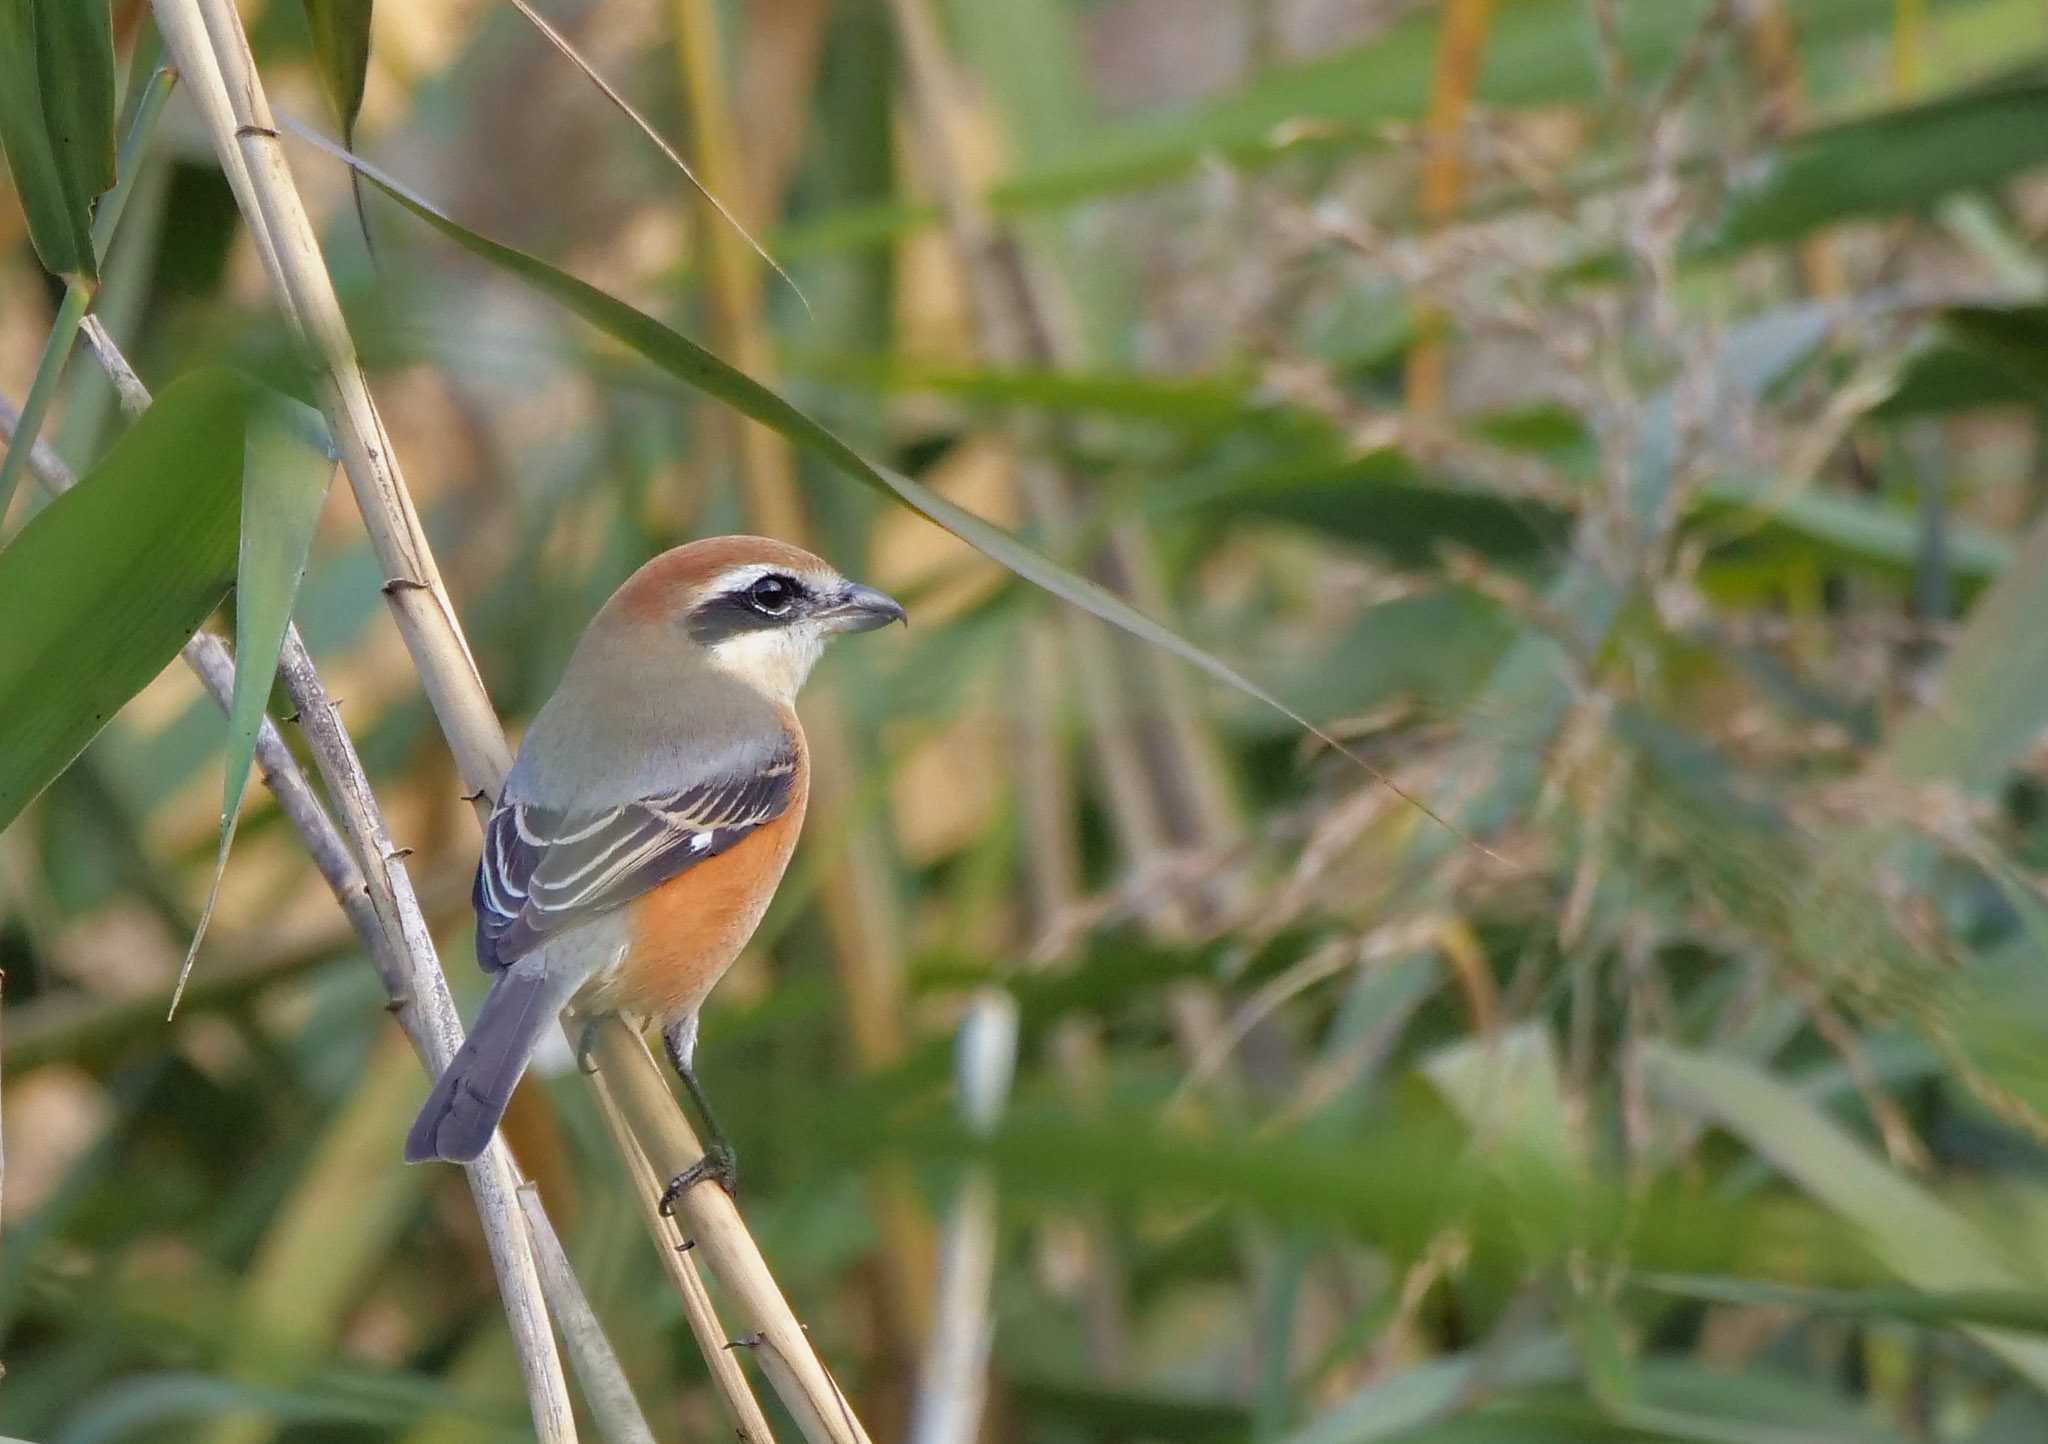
[746,574,798,616]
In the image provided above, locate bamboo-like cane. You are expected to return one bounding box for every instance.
[517,1185,660,1444]
[584,1053,779,1444]
[146,1,877,1436]
[587,1017,873,1444]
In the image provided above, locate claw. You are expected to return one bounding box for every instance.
[658,1142,739,1215]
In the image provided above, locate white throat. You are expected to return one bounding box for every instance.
[704,624,826,704]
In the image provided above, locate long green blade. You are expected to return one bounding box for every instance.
[302,128,1487,847]
[301,0,372,144]
[1643,1043,2048,1388]
[172,393,336,1014]
[0,0,116,283]
[0,368,254,830]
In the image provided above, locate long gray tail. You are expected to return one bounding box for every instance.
[405,968,572,1164]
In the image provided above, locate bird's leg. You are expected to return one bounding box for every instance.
[658,1015,738,1212]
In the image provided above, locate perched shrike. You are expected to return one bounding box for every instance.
[404,536,904,1205]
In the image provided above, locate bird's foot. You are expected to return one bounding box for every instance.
[658,1141,738,1215]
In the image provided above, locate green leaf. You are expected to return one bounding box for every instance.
[1008,1376,1250,1442]
[0,368,258,832]
[1692,474,2011,594]
[1637,1273,2048,1333]
[775,0,1979,250]
[1642,1043,2048,1388]
[304,129,1485,841]
[299,0,373,252]
[301,0,372,144]
[1934,303,2048,396]
[0,0,116,283]
[1166,450,1572,570]
[172,393,335,1013]
[1606,1359,1917,1444]
[1281,1335,1577,1444]
[1703,67,2048,258]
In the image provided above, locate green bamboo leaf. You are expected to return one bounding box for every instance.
[301,0,372,144]
[297,127,1491,849]
[1642,1043,2048,1389]
[0,368,257,832]
[0,0,117,284]
[171,393,335,1015]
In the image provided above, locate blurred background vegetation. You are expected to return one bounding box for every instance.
[11,0,2048,1439]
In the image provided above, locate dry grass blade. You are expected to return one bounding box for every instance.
[507,0,808,318]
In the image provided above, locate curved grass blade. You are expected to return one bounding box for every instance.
[171,392,336,1017]
[1643,1043,2048,1388]
[300,0,375,253]
[505,0,807,318]
[301,0,371,142]
[0,368,254,831]
[285,119,1499,859]
[0,0,116,284]
[1636,1274,2048,1334]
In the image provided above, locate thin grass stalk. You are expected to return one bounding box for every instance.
[7,364,581,1443]
[281,630,581,1444]
[909,991,1017,1444]
[586,1016,874,1444]
[585,1058,779,1444]
[1405,0,1493,416]
[145,3,876,1435]
[516,1184,661,1444]
[670,0,935,1344]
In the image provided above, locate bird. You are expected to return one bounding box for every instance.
[404,535,904,1207]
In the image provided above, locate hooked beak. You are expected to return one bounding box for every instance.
[820,581,907,633]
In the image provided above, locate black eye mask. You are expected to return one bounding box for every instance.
[687,575,813,645]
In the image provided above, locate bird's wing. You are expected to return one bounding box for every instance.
[472,744,799,973]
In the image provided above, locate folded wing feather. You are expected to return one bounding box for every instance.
[472,745,799,973]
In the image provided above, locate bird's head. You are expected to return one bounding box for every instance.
[607,535,905,703]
